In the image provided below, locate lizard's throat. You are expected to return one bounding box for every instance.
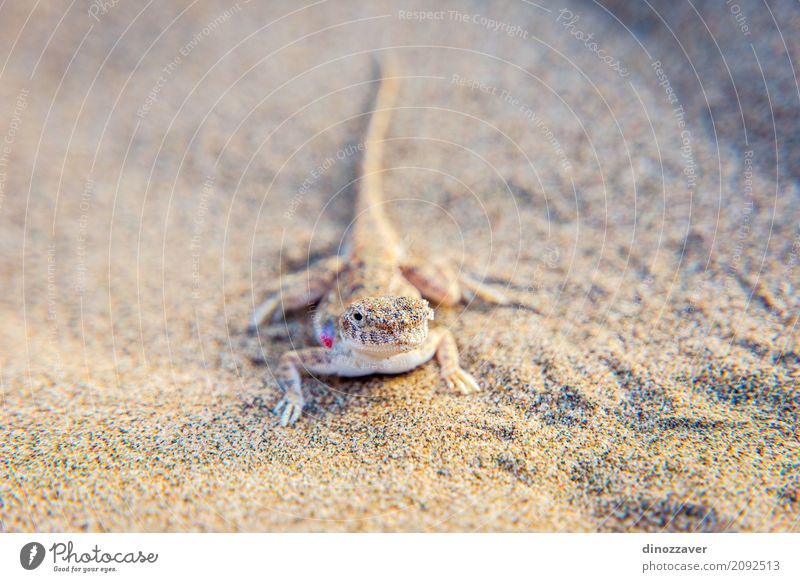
[345,341,421,357]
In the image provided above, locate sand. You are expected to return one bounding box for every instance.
[1,0,798,532]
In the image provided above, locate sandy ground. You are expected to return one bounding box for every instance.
[1,0,798,532]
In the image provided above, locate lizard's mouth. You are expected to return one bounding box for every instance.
[379,334,426,350]
[340,324,429,354]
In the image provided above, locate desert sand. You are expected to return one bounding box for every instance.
[1,0,798,531]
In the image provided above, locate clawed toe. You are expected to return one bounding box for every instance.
[274,397,303,426]
[444,368,481,395]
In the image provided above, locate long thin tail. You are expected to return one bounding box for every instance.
[356,55,401,218]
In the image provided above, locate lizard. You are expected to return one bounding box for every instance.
[249,59,517,426]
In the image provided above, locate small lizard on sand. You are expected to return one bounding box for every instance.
[249,60,516,426]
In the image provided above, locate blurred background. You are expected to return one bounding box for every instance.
[0,0,797,532]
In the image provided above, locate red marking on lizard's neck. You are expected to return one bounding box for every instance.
[321,334,334,349]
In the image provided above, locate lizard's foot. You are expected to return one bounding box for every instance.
[443,366,481,395]
[460,273,543,312]
[248,295,279,335]
[272,347,339,426]
[459,272,512,305]
[274,392,304,426]
[433,328,481,394]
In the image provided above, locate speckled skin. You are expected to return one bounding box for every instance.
[250,63,510,426]
[4,0,798,533]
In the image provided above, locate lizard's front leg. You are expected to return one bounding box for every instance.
[249,256,343,335]
[430,327,481,394]
[273,347,348,426]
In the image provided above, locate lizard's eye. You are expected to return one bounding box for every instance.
[352,312,363,322]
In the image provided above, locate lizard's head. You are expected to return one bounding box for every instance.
[339,296,434,354]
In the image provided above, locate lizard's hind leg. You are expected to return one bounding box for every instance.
[248,256,343,335]
[401,260,513,307]
[400,261,461,306]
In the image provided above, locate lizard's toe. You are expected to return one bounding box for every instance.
[275,396,303,426]
[459,369,481,393]
[445,368,481,395]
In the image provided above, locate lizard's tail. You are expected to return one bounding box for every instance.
[357,55,401,217]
